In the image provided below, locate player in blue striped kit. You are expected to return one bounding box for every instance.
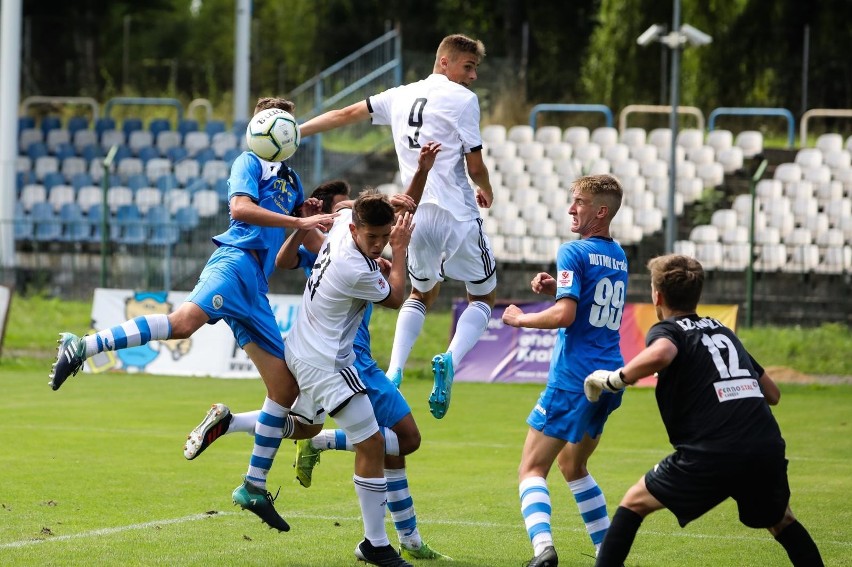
[48,97,337,532]
[502,174,628,567]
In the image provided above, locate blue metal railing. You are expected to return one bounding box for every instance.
[708,107,795,148]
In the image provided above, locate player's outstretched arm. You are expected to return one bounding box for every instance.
[404,142,441,206]
[379,211,415,309]
[230,195,338,231]
[584,338,678,402]
[531,272,557,296]
[299,101,371,137]
[275,226,311,270]
[502,297,576,329]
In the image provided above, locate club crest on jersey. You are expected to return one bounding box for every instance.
[557,270,574,288]
[212,294,224,310]
[377,278,387,291]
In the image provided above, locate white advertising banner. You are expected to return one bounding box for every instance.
[86,288,301,379]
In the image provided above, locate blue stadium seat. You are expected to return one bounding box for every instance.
[183,177,209,194]
[112,145,133,163]
[42,171,66,193]
[223,147,242,167]
[18,116,35,132]
[114,203,146,245]
[94,117,116,137]
[54,143,76,161]
[67,116,89,135]
[165,146,188,163]
[85,204,107,244]
[122,117,143,136]
[126,173,149,193]
[194,147,216,167]
[40,116,62,135]
[213,178,229,202]
[147,205,179,246]
[16,171,36,195]
[156,174,180,192]
[178,119,198,139]
[70,172,94,192]
[149,118,171,138]
[13,201,33,242]
[137,146,159,164]
[31,201,62,242]
[59,202,90,242]
[232,118,249,136]
[175,205,200,231]
[205,120,226,136]
[81,144,104,163]
[27,141,49,161]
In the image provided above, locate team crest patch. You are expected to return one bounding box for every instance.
[212,294,224,310]
[377,278,387,291]
[557,270,574,288]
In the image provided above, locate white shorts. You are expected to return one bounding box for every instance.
[407,204,497,295]
[285,349,378,444]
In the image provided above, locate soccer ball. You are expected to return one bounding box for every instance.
[245,108,301,161]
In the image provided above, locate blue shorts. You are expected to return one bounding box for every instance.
[354,346,410,429]
[526,386,623,443]
[186,245,284,359]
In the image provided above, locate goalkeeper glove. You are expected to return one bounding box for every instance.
[583,368,627,402]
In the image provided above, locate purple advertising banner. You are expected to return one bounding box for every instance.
[452,300,556,383]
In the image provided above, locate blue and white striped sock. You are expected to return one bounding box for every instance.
[386,468,420,547]
[311,427,399,455]
[568,474,610,552]
[84,314,170,357]
[245,397,291,489]
[520,476,553,556]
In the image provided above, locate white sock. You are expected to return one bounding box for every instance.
[446,301,490,364]
[311,427,399,456]
[354,474,390,547]
[387,299,427,375]
[229,410,261,434]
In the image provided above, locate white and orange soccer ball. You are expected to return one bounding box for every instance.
[245,108,301,161]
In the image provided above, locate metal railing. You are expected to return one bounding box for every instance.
[708,107,795,148]
[618,104,704,132]
[529,103,614,130]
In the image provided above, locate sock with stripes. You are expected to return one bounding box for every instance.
[385,468,421,547]
[446,300,491,364]
[83,314,170,357]
[311,427,399,455]
[245,397,292,489]
[520,476,554,556]
[387,299,426,376]
[354,474,390,547]
[568,474,610,553]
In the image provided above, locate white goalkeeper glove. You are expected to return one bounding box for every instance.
[583,368,627,402]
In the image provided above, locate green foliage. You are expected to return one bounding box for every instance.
[688,186,726,226]
[739,323,852,375]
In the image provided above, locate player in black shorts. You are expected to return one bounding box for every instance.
[583,254,824,567]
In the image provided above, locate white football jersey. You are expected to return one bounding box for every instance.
[285,209,391,371]
[368,74,484,221]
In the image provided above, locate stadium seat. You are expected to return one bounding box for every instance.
[755,243,787,271]
[784,180,815,201]
[145,158,173,184]
[136,146,159,165]
[114,204,146,245]
[612,159,640,179]
[785,243,820,272]
[40,116,62,135]
[54,143,76,161]
[13,201,34,242]
[81,143,104,163]
[94,117,116,137]
[77,185,103,212]
[185,131,211,156]
[525,157,555,176]
[641,159,668,180]
[212,178,230,202]
[173,158,201,186]
[816,133,843,154]
[735,130,763,158]
[723,242,751,270]
[192,189,220,217]
[563,126,590,147]
[481,124,507,145]
[16,155,31,174]
[34,156,60,182]
[815,180,843,203]
[648,128,672,151]
[175,204,200,231]
[16,170,36,194]
[100,129,126,151]
[756,179,783,201]
[574,144,602,169]
[816,245,852,274]
[46,128,71,154]
[205,119,226,137]
[19,128,44,154]
[122,117,143,136]
[695,242,724,270]
[146,205,179,246]
[824,198,852,227]
[706,129,733,153]
[128,130,155,155]
[795,148,823,169]
[720,225,748,245]
[710,209,739,233]
[604,143,630,165]
[655,190,684,216]
[674,239,697,258]
[72,129,98,154]
[211,132,238,158]
[518,142,545,161]
[232,118,249,136]
[70,172,94,192]
[620,127,647,148]
[534,126,562,145]
[717,147,744,174]
[676,176,703,204]
[201,159,229,186]
[676,128,704,150]
[824,149,851,172]
[659,145,686,164]
[157,130,182,157]
[18,116,35,132]
[544,142,572,161]
[60,156,87,182]
[588,158,611,175]
[116,157,144,182]
[507,125,534,145]
[163,188,192,215]
[59,202,90,243]
[25,139,48,161]
[31,201,62,242]
[178,119,199,139]
[148,118,172,138]
[631,144,658,165]
[134,186,162,214]
[686,145,715,167]
[20,183,47,212]
[194,147,216,167]
[47,184,76,213]
[791,197,819,221]
[487,141,517,160]
[107,186,134,214]
[635,208,663,235]
[590,127,618,151]
[42,172,66,195]
[697,162,724,187]
[689,224,719,244]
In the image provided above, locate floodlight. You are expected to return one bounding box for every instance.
[680,24,713,46]
[637,24,666,47]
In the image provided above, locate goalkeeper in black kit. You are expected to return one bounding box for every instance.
[583,254,824,567]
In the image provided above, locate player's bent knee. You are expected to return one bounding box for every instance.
[767,506,797,536]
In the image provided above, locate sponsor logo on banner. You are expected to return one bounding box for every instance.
[714,378,764,402]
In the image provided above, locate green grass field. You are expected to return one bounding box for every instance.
[1,296,851,565]
[1,364,851,566]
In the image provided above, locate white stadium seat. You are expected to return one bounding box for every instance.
[676,128,704,150]
[816,133,843,154]
[723,242,751,270]
[755,243,787,271]
[508,125,535,145]
[689,224,719,243]
[620,127,647,148]
[591,126,619,151]
[717,147,744,174]
[785,244,820,272]
[518,141,545,161]
[481,124,506,145]
[711,209,739,232]
[735,130,763,158]
[815,246,851,274]
[696,242,724,270]
[794,148,823,169]
[773,163,802,184]
[534,126,562,145]
[648,128,672,151]
[544,142,572,161]
[563,126,590,147]
[674,239,697,258]
[706,129,733,153]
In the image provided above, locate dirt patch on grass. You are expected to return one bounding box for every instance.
[766,366,852,385]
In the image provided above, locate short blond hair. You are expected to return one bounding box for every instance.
[571,174,623,219]
[436,34,486,63]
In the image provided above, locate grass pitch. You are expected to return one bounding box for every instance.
[0,360,850,566]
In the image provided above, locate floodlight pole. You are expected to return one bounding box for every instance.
[665,0,682,254]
